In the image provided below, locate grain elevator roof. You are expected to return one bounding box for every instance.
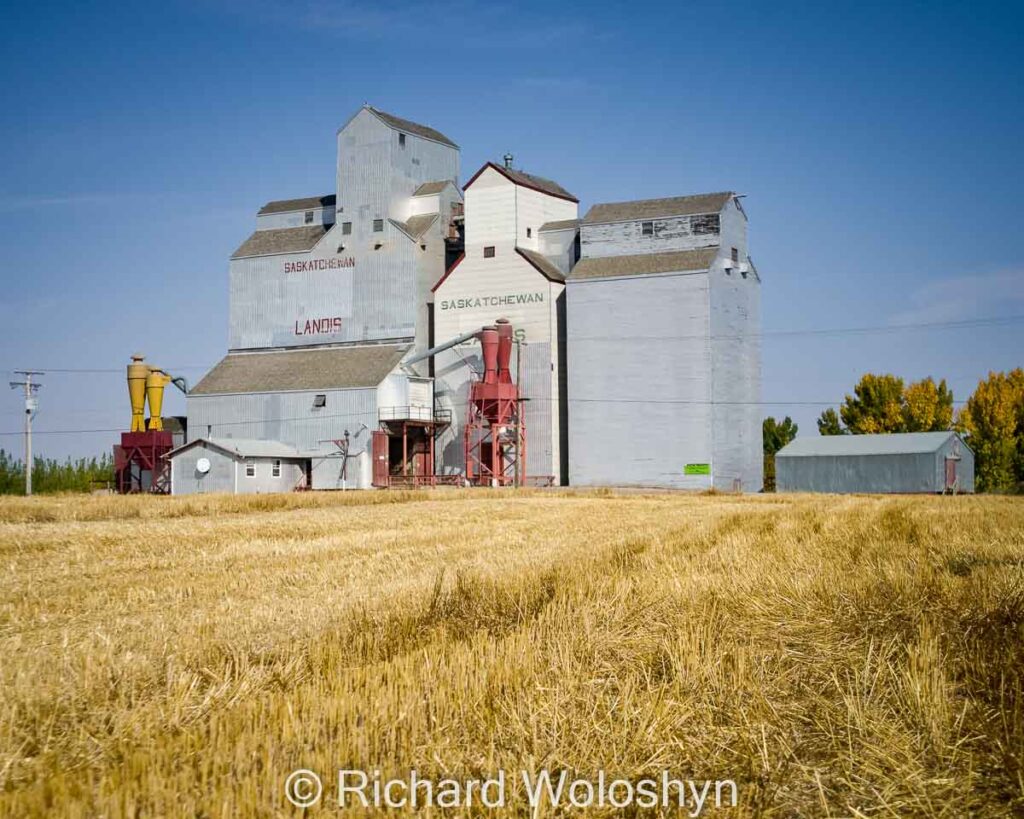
[583,192,734,224]
[367,106,459,148]
[464,162,578,203]
[567,247,719,281]
[258,195,336,215]
[777,432,967,458]
[190,344,410,395]
[232,225,331,258]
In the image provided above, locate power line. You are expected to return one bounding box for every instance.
[571,313,1024,342]
[2,311,1022,378]
[0,394,973,438]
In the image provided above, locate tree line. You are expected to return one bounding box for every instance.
[764,369,1024,493]
[0,450,114,495]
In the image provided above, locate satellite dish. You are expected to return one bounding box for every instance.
[196,457,211,474]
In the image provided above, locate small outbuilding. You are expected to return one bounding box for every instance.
[775,431,973,494]
[168,438,310,495]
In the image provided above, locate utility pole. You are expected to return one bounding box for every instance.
[9,371,43,495]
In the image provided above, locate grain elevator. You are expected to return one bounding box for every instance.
[154,105,762,494]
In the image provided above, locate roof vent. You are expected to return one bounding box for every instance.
[503,152,514,169]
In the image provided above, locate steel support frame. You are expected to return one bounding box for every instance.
[463,394,525,487]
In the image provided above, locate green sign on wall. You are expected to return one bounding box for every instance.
[684,463,711,476]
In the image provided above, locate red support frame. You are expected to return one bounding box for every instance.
[114,431,174,494]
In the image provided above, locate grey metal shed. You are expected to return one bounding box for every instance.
[168,438,309,495]
[775,431,973,494]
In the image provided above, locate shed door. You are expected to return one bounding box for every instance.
[372,431,389,488]
[945,458,957,490]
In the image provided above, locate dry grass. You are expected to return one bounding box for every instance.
[0,490,1022,816]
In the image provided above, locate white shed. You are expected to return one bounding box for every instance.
[168,438,309,495]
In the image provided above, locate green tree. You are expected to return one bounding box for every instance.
[762,416,799,492]
[958,369,1024,492]
[817,407,845,436]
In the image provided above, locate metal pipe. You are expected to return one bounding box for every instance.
[403,328,482,367]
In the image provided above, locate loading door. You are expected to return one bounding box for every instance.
[945,457,957,491]
[372,431,389,488]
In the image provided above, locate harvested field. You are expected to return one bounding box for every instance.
[0,490,1022,816]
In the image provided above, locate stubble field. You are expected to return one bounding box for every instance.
[0,489,1022,817]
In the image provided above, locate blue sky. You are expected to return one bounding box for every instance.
[1,0,1022,460]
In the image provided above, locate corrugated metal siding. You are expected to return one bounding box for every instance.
[567,272,714,488]
[170,443,306,495]
[776,433,974,494]
[186,388,378,488]
[228,232,422,350]
[777,452,941,493]
[171,444,236,494]
[227,108,458,353]
[433,245,564,481]
[709,198,761,491]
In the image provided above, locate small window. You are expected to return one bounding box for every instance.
[692,214,720,235]
[304,211,314,225]
[245,460,255,477]
[373,219,384,232]
[313,394,326,409]
[399,133,406,148]
[272,459,281,478]
[526,227,532,238]
[641,221,654,236]
[483,246,495,258]
[731,247,739,263]
[342,221,352,235]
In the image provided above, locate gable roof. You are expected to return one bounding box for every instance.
[568,247,719,281]
[168,437,304,461]
[583,192,734,224]
[464,162,578,203]
[413,180,454,196]
[539,218,581,232]
[389,213,439,241]
[190,344,410,395]
[258,195,336,216]
[777,431,966,458]
[431,252,464,292]
[366,106,458,148]
[232,225,331,258]
[515,247,566,283]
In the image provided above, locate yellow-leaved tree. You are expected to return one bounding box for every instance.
[903,377,954,432]
[819,373,954,435]
[957,369,1024,492]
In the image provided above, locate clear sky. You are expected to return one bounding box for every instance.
[1,0,1022,460]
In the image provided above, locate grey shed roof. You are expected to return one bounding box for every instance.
[568,247,719,281]
[232,225,330,258]
[168,437,304,460]
[258,195,336,215]
[412,180,453,196]
[190,344,410,395]
[777,431,966,458]
[367,106,459,148]
[389,213,439,241]
[583,192,734,224]
[539,218,581,232]
[516,247,565,283]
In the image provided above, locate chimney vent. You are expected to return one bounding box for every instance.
[503,153,514,169]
